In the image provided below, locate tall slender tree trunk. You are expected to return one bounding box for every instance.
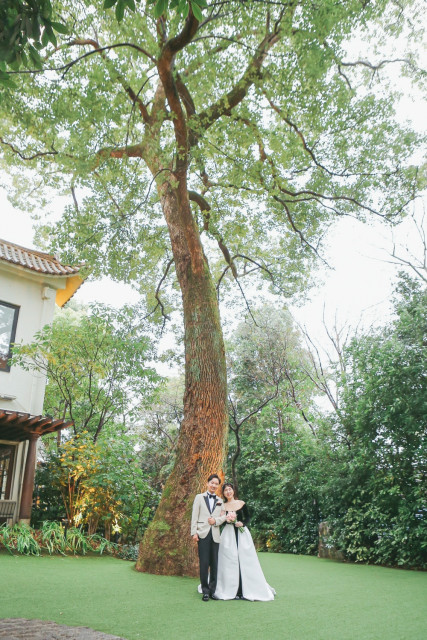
[136,183,228,577]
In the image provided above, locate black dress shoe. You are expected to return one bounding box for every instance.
[210,594,219,600]
[202,594,209,601]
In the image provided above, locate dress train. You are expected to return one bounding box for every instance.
[214,525,275,601]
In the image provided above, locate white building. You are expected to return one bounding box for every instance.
[0,238,83,524]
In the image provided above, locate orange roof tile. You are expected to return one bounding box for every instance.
[0,238,80,277]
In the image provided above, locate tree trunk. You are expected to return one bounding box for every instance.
[104,520,111,541]
[136,184,228,577]
[87,516,99,535]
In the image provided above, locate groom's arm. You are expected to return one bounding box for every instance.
[213,507,226,527]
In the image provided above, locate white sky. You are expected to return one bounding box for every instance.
[291,211,425,346]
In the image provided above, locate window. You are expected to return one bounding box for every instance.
[0,301,19,372]
[0,444,15,499]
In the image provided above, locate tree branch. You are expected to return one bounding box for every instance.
[192,25,283,141]
[265,96,343,177]
[234,278,258,326]
[94,144,144,166]
[188,190,238,278]
[0,136,57,160]
[7,43,157,76]
[162,12,199,58]
[154,258,174,326]
[273,195,330,266]
[340,57,422,74]
[157,12,199,172]
[69,39,150,123]
[142,258,174,331]
[229,385,280,430]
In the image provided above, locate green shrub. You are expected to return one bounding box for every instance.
[115,543,139,562]
[0,521,118,557]
[0,523,40,556]
[39,520,67,555]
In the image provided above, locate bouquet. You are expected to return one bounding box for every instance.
[226,511,245,532]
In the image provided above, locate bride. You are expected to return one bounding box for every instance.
[214,483,275,601]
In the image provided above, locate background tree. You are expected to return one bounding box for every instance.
[225,305,323,553]
[137,376,183,491]
[12,303,160,442]
[323,275,427,568]
[385,208,427,285]
[1,0,424,575]
[34,431,159,541]
[225,281,426,567]
[227,305,319,491]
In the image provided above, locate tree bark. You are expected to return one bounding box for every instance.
[136,183,228,576]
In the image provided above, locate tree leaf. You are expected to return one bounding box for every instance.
[115,0,125,22]
[28,45,42,70]
[104,0,118,8]
[190,1,202,21]
[44,25,57,48]
[50,22,69,35]
[31,16,41,41]
[23,16,32,37]
[8,53,21,70]
[0,69,17,89]
[181,0,189,18]
[41,29,49,48]
[154,0,168,18]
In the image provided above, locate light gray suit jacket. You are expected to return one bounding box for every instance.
[191,493,226,543]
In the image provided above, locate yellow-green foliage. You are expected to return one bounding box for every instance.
[52,433,124,532]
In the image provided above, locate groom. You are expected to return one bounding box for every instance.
[191,474,226,601]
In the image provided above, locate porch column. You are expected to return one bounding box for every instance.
[18,434,39,524]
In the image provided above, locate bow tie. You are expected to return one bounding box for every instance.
[208,493,216,498]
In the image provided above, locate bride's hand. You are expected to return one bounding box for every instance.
[235,521,243,528]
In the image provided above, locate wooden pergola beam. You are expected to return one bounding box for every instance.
[0,411,72,440]
[0,410,74,524]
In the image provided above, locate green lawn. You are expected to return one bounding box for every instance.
[1,553,426,640]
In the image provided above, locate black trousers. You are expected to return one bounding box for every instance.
[198,529,219,595]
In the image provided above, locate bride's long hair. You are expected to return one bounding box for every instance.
[222,482,238,502]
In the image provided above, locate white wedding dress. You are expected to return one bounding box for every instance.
[214,523,276,601]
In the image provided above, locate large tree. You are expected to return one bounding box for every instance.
[0,0,424,576]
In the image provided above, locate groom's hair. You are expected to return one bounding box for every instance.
[207,474,221,484]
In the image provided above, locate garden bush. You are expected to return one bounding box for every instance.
[0,521,118,557]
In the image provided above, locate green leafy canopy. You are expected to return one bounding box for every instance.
[0,1,424,313]
[0,0,207,82]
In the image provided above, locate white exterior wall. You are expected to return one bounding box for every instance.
[0,257,76,523]
[0,262,66,415]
